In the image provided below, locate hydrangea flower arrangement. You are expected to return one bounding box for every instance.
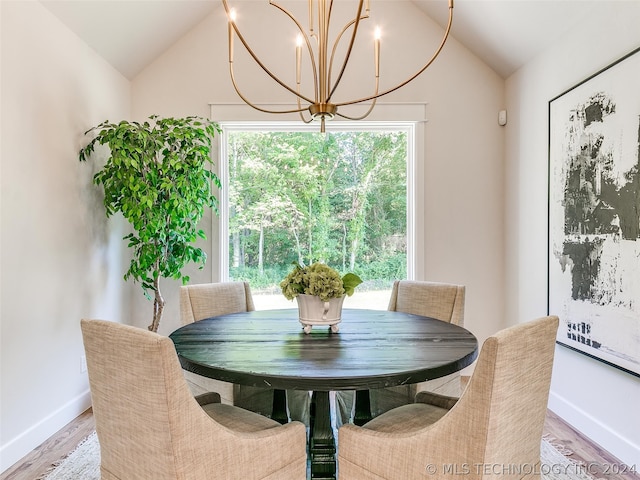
[280,262,362,302]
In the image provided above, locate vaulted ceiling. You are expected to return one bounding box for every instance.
[40,0,604,80]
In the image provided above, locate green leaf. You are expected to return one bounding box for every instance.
[342,273,363,297]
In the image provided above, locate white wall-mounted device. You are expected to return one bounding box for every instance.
[498,110,507,126]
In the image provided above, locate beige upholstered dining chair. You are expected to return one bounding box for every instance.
[179,282,274,416]
[389,281,465,384]
[180,281,255,325]
[338,315,559,480]
[180,282,310,424]
[371,280,466,416]
[387,280,465,325]
[81,319,307,480]
[336,280,466,425]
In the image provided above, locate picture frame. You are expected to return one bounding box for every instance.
[548,47,640,378]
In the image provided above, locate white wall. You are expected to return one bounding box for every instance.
[132,1,506,347]
[0,1,131,471]
[505,2,640,465]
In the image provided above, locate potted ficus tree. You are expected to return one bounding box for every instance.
[79,115,221,332]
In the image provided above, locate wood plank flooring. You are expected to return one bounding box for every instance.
[2,405,637,480]
[543,409,639,480]
[1,408,95,480]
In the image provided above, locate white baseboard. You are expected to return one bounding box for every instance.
[0,389,92,474]
[548,391,640,468]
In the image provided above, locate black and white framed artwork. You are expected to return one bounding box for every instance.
[548,47,640,377]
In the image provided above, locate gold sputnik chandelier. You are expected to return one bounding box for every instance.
[222,0,454,132]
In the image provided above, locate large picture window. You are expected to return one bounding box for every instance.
[220,123,414,309]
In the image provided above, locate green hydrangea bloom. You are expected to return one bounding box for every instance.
[280,262,361,302]
[306,263,345,301]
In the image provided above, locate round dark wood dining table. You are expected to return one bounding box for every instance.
[169,308,478,480]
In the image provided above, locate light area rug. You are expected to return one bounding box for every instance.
[42,432,595,480]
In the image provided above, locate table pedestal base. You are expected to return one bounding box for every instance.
[271,389,288,424]
[353,390,372,426]
[309,391,336,479]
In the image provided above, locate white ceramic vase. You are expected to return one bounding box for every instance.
[296,294,345,334]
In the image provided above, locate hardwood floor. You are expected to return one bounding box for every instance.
[543,410,639,480]
[2,406,638,479]
[1,409,95,480]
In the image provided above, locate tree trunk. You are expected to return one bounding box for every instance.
[342,223,347,272]
[258,224,264,274]
[148,277,165,332]
[350,238,358,272]
[292,227,303,265]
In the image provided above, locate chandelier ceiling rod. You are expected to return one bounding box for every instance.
[222,0,454,132]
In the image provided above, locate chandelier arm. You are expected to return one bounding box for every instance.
[298,111,314,124]
[327,10,370,96]
[335,0,453,108]
[229,64,308,115]
[222,0,316,106]
[335,98,378,121]
[334,76,378,120]
[326,0,366,103]
[269,1,320,102]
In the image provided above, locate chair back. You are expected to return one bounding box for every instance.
[449,315,559,469]
[81,319,213,478]
[180,281,255,324]
[388,280,465,326]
